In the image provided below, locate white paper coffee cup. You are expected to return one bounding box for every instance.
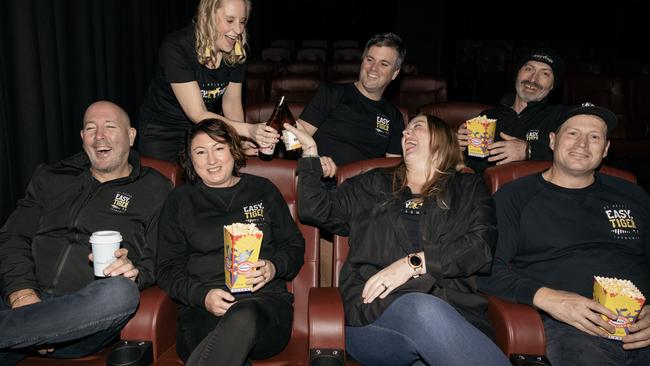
[90,230,122,277]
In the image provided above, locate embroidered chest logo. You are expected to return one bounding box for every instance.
[111,192,132,213]
[604,204,640,240]
[243,200,265,223]
[401,199,423,215]
[526,130,540,141]
[375,115,391,137]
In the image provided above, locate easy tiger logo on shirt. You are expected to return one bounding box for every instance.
[375,115,391,137]
[111,192,132,213]
[401,199,423,215]
[525,129,540,141]
[200,82,227,104]
[243,200,265,224]
[603,204,640,240]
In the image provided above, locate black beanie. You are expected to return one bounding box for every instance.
[515,48,565,89]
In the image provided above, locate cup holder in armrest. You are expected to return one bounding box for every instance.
[309,348,345,366]
[106,340,153,366]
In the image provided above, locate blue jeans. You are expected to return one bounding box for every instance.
[0,276,139,365]
[543,315,650,366]
[345,293,510,366]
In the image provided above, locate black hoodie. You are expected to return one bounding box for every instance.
[466,93,568,173]
[0,150,173,300]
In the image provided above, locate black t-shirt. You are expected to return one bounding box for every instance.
[299,83,404,166]
[139,26,246,131]
[400,195,423,252]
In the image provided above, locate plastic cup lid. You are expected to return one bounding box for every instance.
[89,230,123,244]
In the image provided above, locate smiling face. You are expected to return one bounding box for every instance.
[213,0,248,53]
[402,115,432,164]
[550,114,610,176]
[514,60,554,103]
[356,45,400,100]
[80,101,136,182]
[190,131,237,188]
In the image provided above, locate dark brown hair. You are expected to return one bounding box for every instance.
[391,114,461,208]
[180,118,246,183]
[363,32,406,70]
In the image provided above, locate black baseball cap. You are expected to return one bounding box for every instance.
[559,102,618,136]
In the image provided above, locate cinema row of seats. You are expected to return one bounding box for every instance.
[245,63,650,144]
[20,156,636,365]
[245,70,443,119]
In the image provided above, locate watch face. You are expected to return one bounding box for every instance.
[409,254,422,267]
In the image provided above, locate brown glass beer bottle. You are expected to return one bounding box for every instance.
[258,96,285,161]
[259,96,302,161]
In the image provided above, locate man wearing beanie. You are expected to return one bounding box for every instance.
[459,47,568,173]
[479,104,650,365]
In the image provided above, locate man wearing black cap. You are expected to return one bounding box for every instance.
[479,104,650,365]
[459,48,567,173]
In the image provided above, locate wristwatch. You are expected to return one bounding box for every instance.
[407,253,423,277]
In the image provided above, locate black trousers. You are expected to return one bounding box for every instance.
[178,293,293,366]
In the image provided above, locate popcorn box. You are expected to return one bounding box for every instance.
[466,115,497,158]
[224,223,263,293]
[593,276,646,340]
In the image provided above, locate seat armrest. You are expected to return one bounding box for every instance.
[308,287,346,354]
[120,286,178,361]
[484,294,546,357]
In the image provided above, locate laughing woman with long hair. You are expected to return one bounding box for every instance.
[287,115,510,366]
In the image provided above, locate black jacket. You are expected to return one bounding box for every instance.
[466,93,567,173]
[0,150,173,300]
[155,174,304,308]
[297,158,497,336]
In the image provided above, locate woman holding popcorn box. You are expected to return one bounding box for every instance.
[156,119,304,365]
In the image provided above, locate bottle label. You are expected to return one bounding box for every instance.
[282,130,302,151]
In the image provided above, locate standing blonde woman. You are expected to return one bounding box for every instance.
[138,0,278,162]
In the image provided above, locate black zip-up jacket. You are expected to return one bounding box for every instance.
[466,93,567,173]
[0,150,173,301]
[297,158,497,337]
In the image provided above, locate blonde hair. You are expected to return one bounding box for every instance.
[194,0,251,67]
[391,114,462,208]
